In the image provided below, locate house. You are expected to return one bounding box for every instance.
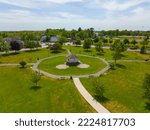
[50,36,59,43]
[66,54,80,66]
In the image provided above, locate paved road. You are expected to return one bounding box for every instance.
[73,78,110,113]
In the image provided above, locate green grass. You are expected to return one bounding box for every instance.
[64,46,150,60]
[0,48,66,63]
[81,62,150,113]
[39,55,106,76]
[0,66,95,113]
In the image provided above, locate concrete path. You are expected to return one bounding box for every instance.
[32,54,110,79]
[107,60,150,63]
[73,78,110,113]
[0,63,34,66]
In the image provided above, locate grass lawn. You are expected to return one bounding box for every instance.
[81,62,150,113]
[64,46,150,60]
[39,55,106,76]
[0,48,67,63]
[0,66,95,113]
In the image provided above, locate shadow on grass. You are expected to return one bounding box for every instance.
[84,50,92,52]
[94,96,109,103]
[116,64,126,69]
[145,102,150,110]
[96,52,104,56]
[19,66,27,69]
[2,52,19,57]
[30,86,42,91]
[120,54,126,58]
[25,49,41,53]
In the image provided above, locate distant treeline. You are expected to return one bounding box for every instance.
[0,28,150,41]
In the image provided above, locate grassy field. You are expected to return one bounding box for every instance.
[0,66,94,113]
[39,55,106,76]
[64,46,150,60]
[81,62,150,113]
[0,48,67,63]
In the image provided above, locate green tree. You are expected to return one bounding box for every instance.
[130,39,137,46]
[25,41,40,50]
[92,77,106,102]
[143,74,150,99]
[0,41,10,53]
[58,36,67,45]
[83,38,92,50]
[94,36,99,43]
[73,38,81,46]
[111,40,126,64]
[123,38,130,44]
[19,61,27,68]
[50,43,62,53]
[95,41,104,54]
[140,39,148,54]
[31,72,41,87]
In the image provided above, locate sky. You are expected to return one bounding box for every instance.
[0,0,150,31]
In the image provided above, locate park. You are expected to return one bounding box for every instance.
[0,29,150,113]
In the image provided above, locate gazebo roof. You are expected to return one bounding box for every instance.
[67,54,78,59]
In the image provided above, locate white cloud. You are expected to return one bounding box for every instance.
[55,12,82,19]
[0,0,82,8]
[84,0,149,11]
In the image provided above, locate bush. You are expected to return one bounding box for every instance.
[19,61,27,68]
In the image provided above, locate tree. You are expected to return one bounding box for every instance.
[0,41,10,53]
[19,61,27,68]
[102,38,108,44]
[31,72,41,87]
[58,36,67,45]
[123,38,130,44]
[143,74,150,110]
[111,40,126,64]
[50,43,62,53]
[83,38,92,50]
[109,38,113,44]
[130,39,137,46]
[73,38,81,46]
[10,40,23,52]
[95,41,104,54]
[92,77,106,102]
[143,74,150,99]
[25,41,41,50]
[140,39,148,54]
[94,36,99,43]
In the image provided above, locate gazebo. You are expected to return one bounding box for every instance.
[66,54,80,66]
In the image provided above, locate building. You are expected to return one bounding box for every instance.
[50,36,59,43]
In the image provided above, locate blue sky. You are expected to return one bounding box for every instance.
[0,0,150,31]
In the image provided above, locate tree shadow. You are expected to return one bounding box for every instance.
[120,54,126,58]
[94,96,109,103]
[116,64,126,69]
[2,52,19,57]
[84,50,92,52]
[25,49,41,53]
[96,52,104,56]
[145,102,150,110]
[30,86,42,91]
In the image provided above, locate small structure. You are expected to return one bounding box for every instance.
[50,36,59,43]
[66,54,80,66]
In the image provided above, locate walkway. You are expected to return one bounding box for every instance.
[0,63,34,66]
[73,78,110,113]
[32,54,110,79]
